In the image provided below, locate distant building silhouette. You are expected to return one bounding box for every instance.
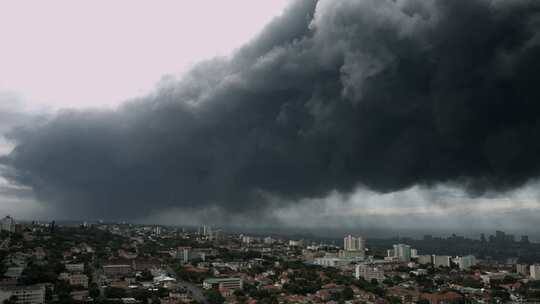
[0,216,15,233]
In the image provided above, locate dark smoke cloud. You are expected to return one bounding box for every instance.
[2,0,540,219]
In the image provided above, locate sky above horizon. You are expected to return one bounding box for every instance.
[0,0,289,221]
[0,0,288,111]
[1,0,540,237]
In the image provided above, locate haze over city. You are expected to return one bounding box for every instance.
[1,0,540,238]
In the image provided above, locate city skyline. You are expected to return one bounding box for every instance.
[1,0,540,234]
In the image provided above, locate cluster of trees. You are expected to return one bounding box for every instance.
[205,289,225,304]
[174,265,210,283]
[328,286,354,303]
[282,268,322,295]
[353,277,385,297]
[215,249,262,261]
[19,260,65,285]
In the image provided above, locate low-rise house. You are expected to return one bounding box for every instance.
[103,264,132,276]
[69,274,89,288]
[420,291,463,304]
[110,280,130,289]
[70,290,89,301]
[65,263,85,273]
[387,287,420,303]
[168,288,192,302]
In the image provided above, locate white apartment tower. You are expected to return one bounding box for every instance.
[531,264,540,280]
[344,235,365,252]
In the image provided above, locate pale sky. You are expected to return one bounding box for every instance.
[0,0,289,111]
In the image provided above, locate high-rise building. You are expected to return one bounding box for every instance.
[516,264,529,276]
[241,236,253,244]
[530,264,540,280]
[495,230,506,243]
[209,229,223,241]
[392,244,411,262]
[433,255,451,268]
[457,255,477,270]
[198,225,212,236]
[344,235,365,252]
[0,216,15,233]
[176,247,192,263]
[200,225,212,236]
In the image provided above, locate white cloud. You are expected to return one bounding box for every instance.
[267,182,540,235]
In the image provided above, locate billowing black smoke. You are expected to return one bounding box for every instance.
[2,0,540,218]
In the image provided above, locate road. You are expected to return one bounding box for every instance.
[166,266,208,304]
[177,280,209,304]
[0,237,10,249]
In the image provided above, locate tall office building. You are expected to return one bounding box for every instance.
[344,235,365,252]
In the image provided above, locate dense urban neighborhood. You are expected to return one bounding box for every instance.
[0,216,539,304]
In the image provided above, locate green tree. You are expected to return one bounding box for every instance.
[89,283,100,299]
[502,275,517,284]
[342,287,354,300]
[139,269,154,281]
[206,289,225,304]
[104,287,127,299]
